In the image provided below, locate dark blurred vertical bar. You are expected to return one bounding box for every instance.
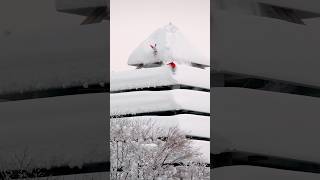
[106,0,111,175]
[0,0,109,179]
[212,0,320,179]
[210,0,214,174]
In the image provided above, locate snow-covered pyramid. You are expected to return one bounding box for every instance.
[111,24,210,164]
[128,23,209,67]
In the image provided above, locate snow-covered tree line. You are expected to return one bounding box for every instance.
[110,118,210,179]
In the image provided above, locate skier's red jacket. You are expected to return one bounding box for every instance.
[167,62,176,69]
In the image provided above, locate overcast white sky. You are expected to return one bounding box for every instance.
[110,0,210,71]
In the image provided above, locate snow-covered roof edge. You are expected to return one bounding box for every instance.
[110,65,210,92]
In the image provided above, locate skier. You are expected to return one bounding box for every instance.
[167,61,177,73]
[150,43,158,56]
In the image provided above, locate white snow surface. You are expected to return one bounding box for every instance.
[215,0,320,15]
[213,87,320,163]
[55,0,108,10]
[0,93,107,170]
[258,0,320,14]
[213,9,320,87]
[0,58,107,94]
[213,166,320,180]
[0,2,108,94]
[128,23,209,67]
[113,114,210,138]
[36,172,108,180]
[111,89,210,116]
[110,65,210,92]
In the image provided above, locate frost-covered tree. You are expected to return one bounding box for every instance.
[110,119,209,179]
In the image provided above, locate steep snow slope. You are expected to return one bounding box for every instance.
[110,65,210,92]
[213,9,320,87]
[128,23,209,67]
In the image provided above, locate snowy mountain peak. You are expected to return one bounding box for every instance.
[165,22,178,33]
[128,23,209,67]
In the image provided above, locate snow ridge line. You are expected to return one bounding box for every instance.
[0,161,109,179]
[0,83,108,102]
[213,71,320,98]
[185,135,210,141]
[110,110,210,118]
[110,84,210,94]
